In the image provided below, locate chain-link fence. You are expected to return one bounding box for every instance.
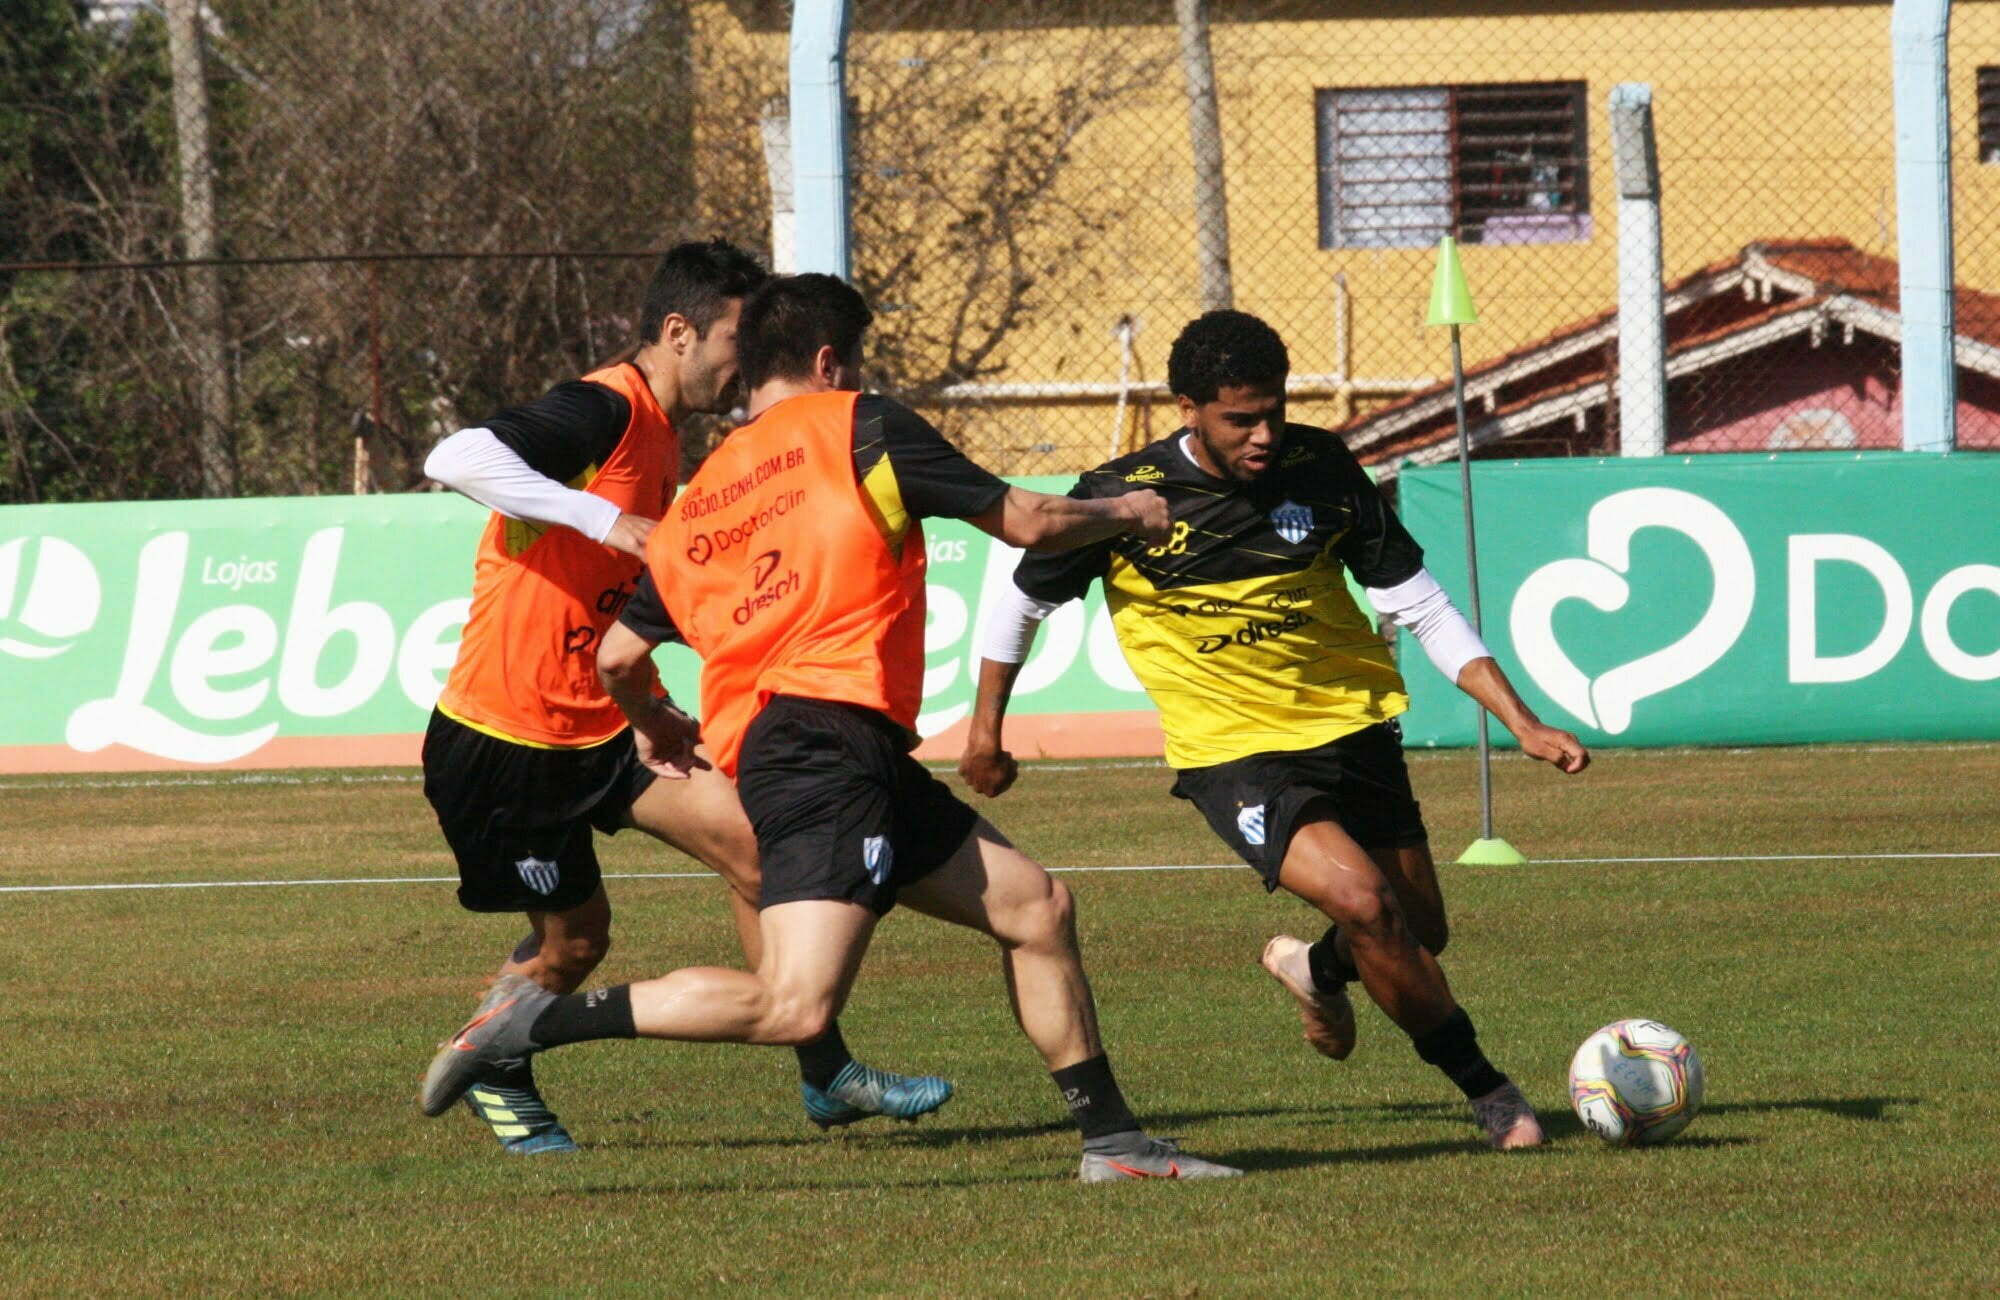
[2,0,749,502]
[5,1,1999,505]
[842,0,2000,477]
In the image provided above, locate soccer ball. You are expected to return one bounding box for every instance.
[1567,1019,1704,1146]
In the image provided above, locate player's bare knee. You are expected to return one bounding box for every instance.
[1022,877,1079,951]
[761,996,835,1046]
[547,929,610,979]
[1047,877,1077,930]
[1392,889,1449,952]
[1326,882,1399,944]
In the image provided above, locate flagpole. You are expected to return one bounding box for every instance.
[1447,323,1497,842]
[1427,236,1525,868]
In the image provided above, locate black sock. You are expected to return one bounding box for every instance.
[1307,925,1358,991]
[530,985,637,1048]
[487,1056,536,1091]
[793,1020,854,1090]
[1411,1007,1508,1100]
[1050,1054,1140,1141]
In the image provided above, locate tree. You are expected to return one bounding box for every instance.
[0,1,178,502]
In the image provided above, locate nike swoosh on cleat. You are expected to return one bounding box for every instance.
[1103,1159,1180,1179]
[449,998,517,1052]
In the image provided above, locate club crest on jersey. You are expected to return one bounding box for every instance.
[1236,804,1267,847]
[863,835,894,886]
[515,855,561,896]
[1270,500,1314,545]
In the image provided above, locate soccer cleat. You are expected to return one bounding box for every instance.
[801,1060,954,1130]
[1260,934,1357,1060]
[1471,1081,1546,1151]
[419,973,556,1118]
[462,1076,579,1155]
[1078,1137,1244,1183]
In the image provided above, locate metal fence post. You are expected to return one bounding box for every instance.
[164,0,234,496]
[1611,83,1667,457]
[790,0,853,280]
[1892,0,1957,453]
[1175,0,1233,311]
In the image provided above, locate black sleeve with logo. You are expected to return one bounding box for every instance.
[1323,434,1424,589]
[483,378,632,486]
[1011,473,1117,604]
[617,569,683,646]
[854,395,1010,520]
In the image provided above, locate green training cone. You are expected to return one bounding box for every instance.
[1456,837,1528,866]
[1426,235,1478,327]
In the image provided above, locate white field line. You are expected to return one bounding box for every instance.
[0,772,424,792]
[3,852,1997,895]
[6,741,1999,792]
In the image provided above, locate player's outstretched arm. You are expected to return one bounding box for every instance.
[1453,657,1589,774]
[971,486,1172,553]
[597,620,703,779]
[961,657,1026,797]
[424,426,657,558]
[1366,568,1588,775]
[961,583,1070,796]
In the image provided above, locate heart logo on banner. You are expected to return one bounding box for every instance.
[1508,487,1756,734]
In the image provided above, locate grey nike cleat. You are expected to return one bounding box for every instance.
[1079,1137,1244,1183]
[419,973,556,1118]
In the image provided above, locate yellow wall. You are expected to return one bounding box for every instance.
[691,3,2000,472]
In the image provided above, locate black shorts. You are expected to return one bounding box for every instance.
[422,709,656,913]
[735,695,979,915]
[1171,719,1428,890]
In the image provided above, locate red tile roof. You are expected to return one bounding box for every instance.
[1338,238,2000,463]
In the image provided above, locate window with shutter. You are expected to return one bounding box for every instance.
[1317,80,1591,249]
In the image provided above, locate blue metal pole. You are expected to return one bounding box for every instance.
[789,0,853,278]
[1891,0,1956,453]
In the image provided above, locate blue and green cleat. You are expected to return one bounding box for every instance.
[801,1061,954,1130]
[462,1076,579,1155]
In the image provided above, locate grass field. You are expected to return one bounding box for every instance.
[5,744,1999,1296]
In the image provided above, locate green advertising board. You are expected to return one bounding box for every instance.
[0,479,1151,772]
[1397,454,2000,748]
[9,454,1993,772]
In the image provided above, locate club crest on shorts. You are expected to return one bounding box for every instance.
[1270,499,1313,545]
[1236,804,1267,847]
[863,835,894,886]
[515,855,561,896]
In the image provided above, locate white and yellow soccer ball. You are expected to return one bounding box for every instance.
[1568,1019,1704,1147]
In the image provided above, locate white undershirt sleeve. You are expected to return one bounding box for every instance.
[979,582,1065,664]
[1364,567,1492,686]
[423,427,623,543]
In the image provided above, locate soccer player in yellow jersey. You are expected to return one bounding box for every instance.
[960,310,1589,1150]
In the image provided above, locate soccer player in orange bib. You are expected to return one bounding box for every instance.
[418,242,947,1154]
[422,273,1242,1182]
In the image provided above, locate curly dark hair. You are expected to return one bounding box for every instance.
[1166,310,1290,404]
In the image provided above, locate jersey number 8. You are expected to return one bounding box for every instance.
[1146,521,1191,557]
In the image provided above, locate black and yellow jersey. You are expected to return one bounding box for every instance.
[1013,425,1423,769]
